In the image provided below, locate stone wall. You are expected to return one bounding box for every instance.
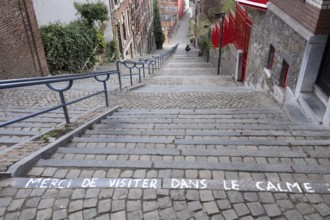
[0,0,49,80]
[245,9,307,95]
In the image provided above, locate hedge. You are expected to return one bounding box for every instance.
[40,21,98,73]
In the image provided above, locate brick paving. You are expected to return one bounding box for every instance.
[1,9,330,220]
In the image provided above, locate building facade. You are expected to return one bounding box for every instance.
[158,0,185,44]
[109,0,155,59]
[0,0,49,80]
[245,0,330,126]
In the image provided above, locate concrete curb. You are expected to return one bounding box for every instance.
[7,106,120,177]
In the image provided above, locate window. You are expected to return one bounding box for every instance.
[266,45,275,69]
[279,60,290,87]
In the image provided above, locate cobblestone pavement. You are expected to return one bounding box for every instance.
[2,9,330,220]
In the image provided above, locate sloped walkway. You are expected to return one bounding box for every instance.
[1,10,330,220]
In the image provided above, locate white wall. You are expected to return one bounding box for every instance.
[33,0,113,41]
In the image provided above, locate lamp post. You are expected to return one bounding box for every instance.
[215,13,225,75]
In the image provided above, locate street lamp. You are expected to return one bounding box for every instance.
[215,13,225,75]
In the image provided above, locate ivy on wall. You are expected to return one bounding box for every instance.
[153,0,165,49]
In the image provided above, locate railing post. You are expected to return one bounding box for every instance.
[103,81,109,107]
[59,91,70,124]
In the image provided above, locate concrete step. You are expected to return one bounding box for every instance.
[159,68,217,76]
[83,128,330,139]
[34,158,330,174]
[165,63,213,68]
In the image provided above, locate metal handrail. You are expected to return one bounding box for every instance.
[116,60,144,86]
[0,71,121,127]
[115,44,179,86]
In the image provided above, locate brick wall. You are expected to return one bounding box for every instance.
[0,0,49,80]
[271,0,330,34]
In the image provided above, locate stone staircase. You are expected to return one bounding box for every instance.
[26,54,330,184]
[28,107,330,182]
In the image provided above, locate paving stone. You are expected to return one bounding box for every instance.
[84,198,97,208]
[157,189,169,196]
[127,200,141,212]
[200,190,214,202]
[186,190,199,200]
[113,189,128,200]
[4,212,20,220]
[128,189,142,199]
[244,192,259,202]
[170,190,186,200]
[211,214,225,220]
[111,199,125,212]
[18,208,36,220]
[203,201,220,215]
[306,194,323,203]
[304,213,324,220]
[36,208,53,220]
[173,201,187,211]
[99,189,113,199]
[24,198,40,209]
[85,188,100,198]
[98,199,111,214]
[0,198,12,207]
[146,170,158,178]
[277,199,294,210]
[296,203,315,215]
[186,170,198,178]
[285,209,304,220]
[8,199,25,212]
[159,207,177,220]
[127,210,143,220]
[0,188,18,197]
[71,189,85,200]
[95,214,110,220]
[53,209,67,220]
[313,203,330,216]
[158,196,171,209]
[133,169,146,178]
[38,198,55,209]
[228,191,244,203]
[217,199,231,210]
[222,209,239,220]
[144,210,160,220]
[56,189,73,199]
[143,201,158,212]
[111,211,126,220]
[54,198,69,210]
[175,209,192,220]
[143,189,157,200]
[247,202,265,217]
[83,208,97,219]
[263,204,281,217]
[211,190,225,200]
[258,192,275,203]
[233,203,250,216]
[187,201,202,211]
[15,189,32,198]
[193,210,209,220]
[69,200,83,213]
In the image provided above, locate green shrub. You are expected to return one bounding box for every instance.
[153,0,165,49]
[40,21,98,73]
[74,2,109,26]
[105,40,120,62]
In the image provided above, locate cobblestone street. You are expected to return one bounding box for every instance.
[1,9,330,220]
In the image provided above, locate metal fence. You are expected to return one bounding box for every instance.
[211,4,252,80]
[0,44,179,127]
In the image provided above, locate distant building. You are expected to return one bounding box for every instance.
[109,0,155,58]
[244,0,330,126]
[158,0,185,44]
